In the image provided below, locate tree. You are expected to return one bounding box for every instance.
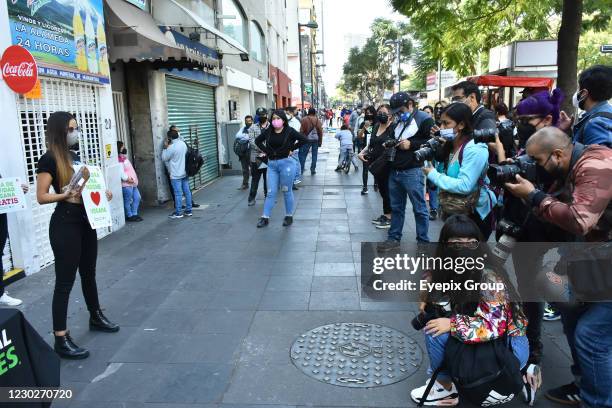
[339,18,413,104]
[391,0,610,109]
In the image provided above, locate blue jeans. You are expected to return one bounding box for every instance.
[122,186,141,217]
[263,158,295,218]
[299,142,319,173]
[388,168,430,242]
[428,185,438,211]
[170,177,192,215]
[425,333,529,382]
[572,302,612,407]
[290,151,301,183]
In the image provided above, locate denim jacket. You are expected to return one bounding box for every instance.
[572,101,612,147]
[427,139,497,220]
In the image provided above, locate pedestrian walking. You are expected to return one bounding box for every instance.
[298,108,323,175]
[162,128,193,219]
[36,111,119,360]
[255,110,307,228]
[117,141,142,222]
[248,108,270,206]
[235,115,253,190]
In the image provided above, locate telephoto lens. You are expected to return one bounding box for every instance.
[473,128,497,144]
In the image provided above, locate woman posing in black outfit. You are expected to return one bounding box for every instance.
[358,104,394,229]
[356,105,376,194]
[36,111,119,360]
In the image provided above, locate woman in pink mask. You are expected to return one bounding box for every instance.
[117,141,142,222]
[254,110,307,228]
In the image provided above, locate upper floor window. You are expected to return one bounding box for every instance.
[220,0,246,46]
[250,21,264,62]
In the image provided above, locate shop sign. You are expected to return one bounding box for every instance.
[0,45,38,94]
[0,178,27,214]
[6,0,110,84]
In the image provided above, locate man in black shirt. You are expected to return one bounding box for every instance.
[451,80,497,131]
[378,93,434,251]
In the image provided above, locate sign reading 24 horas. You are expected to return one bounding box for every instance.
[6,0,109,84]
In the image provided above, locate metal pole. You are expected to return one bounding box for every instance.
[298,25,305,110]
[397,41,401,92]
[437,59,442,102]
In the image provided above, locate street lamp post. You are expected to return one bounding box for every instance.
[384,39,401,92]
[298,21,318,110]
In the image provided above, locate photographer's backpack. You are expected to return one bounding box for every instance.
[185,144,204,177]
[417,334,523,407]
[233,138,250,157]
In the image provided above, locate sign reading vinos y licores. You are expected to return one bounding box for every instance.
[80,166,112,229]
[0,178,27,214]
[6,0,109,84]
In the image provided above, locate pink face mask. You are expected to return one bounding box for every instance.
[272,119,284,129]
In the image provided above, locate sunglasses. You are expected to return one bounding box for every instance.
[446,241,479,250]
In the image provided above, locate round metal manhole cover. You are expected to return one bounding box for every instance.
[290,322,422,387]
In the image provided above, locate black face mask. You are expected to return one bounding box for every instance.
[516,122,537,148]
[245,123,252,129]
[120,148,127,155]
[258,116,267,124]
[376,113,389,124]
[365,114,375,122]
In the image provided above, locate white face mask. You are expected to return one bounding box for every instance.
[572,90,586,109]
[439,127,456,141]
[67,130,80,146]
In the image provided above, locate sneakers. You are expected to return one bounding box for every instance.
[334,166,342,172]
[522,364,541,406]
[184,212,193,217]
[543,303,561,321]
[371,215,387,225]
[377,239,400,252]
[257,217,269,228]
[311,170,316,175]
[375,218,391,229]
[429,209,438,221]
[248,199,256,206]
[361,187,368,195]
[410,379,459,406]
[0,292,23,306]
[545,383,581,405]
[169,213,183,219]
[282,216,293,226]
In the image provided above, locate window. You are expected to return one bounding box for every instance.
[220,0,246,46]
[249,21,264,62]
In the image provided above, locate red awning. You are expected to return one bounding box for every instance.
[467,75,554,89]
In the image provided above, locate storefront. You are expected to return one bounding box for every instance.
[269,64,292,109]
[0,0,123,276]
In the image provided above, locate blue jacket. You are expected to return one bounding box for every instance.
[427,140,497,220]
[572,101,612,147]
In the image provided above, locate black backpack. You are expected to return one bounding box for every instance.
[233,138,250,157]
[417,334,523,407]
[185,144,204,177]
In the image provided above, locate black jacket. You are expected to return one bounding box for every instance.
[472,105,497,131]
[255,126,306,160]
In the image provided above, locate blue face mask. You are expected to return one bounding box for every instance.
[439,128,456,141]
[399,111,411,122]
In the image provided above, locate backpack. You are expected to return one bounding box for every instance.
[233,138,250,157]
[185,144,204,177]
[305,118,319,142]
[417,334,523,407]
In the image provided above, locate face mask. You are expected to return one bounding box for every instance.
[572,90,586,110]
[399,111,411,122]
[376,113,388,124]
[245,123,252,129]
[439,128,456,141]
[516,122,537,148]
[120,148,127,155]
[272,119,284,129]
[258,116,267,124]
[67,130,80,147]
[365,114,375,122]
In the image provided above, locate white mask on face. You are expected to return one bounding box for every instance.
[67,130,80,146]
[572,90,586,110]
[439,127,456,141]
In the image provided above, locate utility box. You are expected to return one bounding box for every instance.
[220,121,243,175]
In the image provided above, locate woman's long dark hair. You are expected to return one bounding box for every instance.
[430,215,524,322]
[45,111,75,189]
[439,103,474,171]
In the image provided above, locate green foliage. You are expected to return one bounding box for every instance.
[578,24,612,71]
[338,18,413,103]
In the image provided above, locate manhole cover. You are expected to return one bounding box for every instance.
[290,322,422,388]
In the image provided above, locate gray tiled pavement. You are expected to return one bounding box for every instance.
[6,131,573,407]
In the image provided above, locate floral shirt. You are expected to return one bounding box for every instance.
[450,269,527,344]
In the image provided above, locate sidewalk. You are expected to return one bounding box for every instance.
[6,131,573,407]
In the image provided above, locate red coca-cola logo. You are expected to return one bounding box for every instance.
[1,45,38,94]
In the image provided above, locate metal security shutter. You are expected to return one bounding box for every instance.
[166,76,219,189]
[16,77,108,270]
[1,239,13,273]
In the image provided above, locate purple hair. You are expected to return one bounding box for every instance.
[515,88,564,126]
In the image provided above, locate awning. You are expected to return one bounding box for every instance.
[105,0,185,62]
[467,75,554,89]
[151,0,248,55]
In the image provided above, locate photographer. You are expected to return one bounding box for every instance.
[377,92,434,251]
[495,102,516,159]
[450,81,496,131]
[423,103,497,239]
[411,215,529,407]
[504,126,612,408]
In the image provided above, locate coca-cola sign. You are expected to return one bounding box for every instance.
[1,45,38,94]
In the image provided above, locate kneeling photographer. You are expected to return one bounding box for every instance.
[504,126,612,408]
[411,215,530,407]
[421,103,497,239]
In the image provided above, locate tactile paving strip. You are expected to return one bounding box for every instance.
[290,322,422,387]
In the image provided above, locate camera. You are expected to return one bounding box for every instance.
[473,128,497,144]
[383,139,400,162]
[411,303,448,331]
[414,137,444,162]
[487,154,537,186]
[490,219,523,264]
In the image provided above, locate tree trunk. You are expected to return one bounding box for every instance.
[557,0,583,115]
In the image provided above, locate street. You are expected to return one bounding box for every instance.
[8,133,574,407]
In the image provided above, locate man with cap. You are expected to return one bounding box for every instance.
[247,107,270,206]
[378,92,434,251]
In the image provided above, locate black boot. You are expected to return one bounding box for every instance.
[282,216,293,226]
[89,309,120,333]
[54,332,89,359]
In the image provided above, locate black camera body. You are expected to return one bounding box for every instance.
[491,218,524,264]
[411,303,449,331]
[473,128,497,144]
[383,139,400,162]
[414,137,444,162]
[487,154,537,186]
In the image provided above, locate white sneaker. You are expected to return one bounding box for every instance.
[0,293,23,306]
[522,364,541,406]
[411,379,459,406]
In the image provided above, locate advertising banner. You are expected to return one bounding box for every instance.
[80,166,112,229]
[6,0,110,84]
[0,178,27,214]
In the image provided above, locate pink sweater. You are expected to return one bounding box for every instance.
[118,155,139,187]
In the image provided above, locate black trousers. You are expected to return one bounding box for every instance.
[239,155,250,187]
[0,213,7,297]
[375,172,392,215]
[248,162,268,201]
[49,202,100,332]
[362,162,369,188]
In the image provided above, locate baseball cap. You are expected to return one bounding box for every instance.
[389,92,412,114]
